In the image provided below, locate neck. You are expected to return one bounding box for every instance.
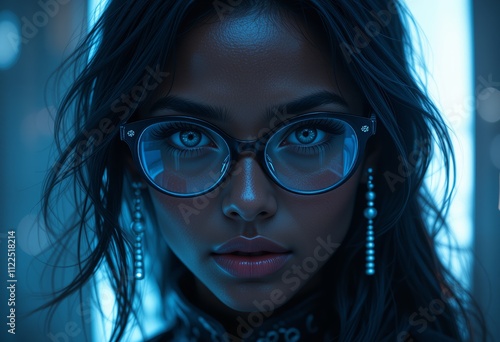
[166,268,336,341]
[188,270,325,336]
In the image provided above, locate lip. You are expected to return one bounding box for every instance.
[212,236,291,278]
[213,235,289,254]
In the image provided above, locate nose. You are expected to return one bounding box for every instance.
[222,155,278,222]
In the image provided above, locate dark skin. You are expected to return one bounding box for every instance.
[131,11,377,335]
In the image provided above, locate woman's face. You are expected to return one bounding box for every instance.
[145,11,367,313]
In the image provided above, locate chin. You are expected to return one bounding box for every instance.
[210,280,296,314]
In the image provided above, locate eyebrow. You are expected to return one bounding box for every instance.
[148,90,349,123]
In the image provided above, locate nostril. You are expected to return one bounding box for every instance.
[224,207,273,221]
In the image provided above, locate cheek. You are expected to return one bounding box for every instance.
[289,178,357,239]
[281,174,361,258]
[147,187,218,252]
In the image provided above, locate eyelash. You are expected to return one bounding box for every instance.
[280,119,345,155]
[146,118,346,156]
[280,119,345,146]
[294,119,345,135]
[149,123,214,157]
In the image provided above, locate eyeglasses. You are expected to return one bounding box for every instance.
[120,112,376,197]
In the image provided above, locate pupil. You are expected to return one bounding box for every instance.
[180,130,201,147]
[295,128,316,144]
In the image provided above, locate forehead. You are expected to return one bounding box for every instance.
[152,11,364,137]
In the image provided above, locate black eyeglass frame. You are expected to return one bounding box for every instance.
[120,112,376,197]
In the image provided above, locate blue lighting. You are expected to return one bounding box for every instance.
[0,11,21,70]
[404,0,474,289]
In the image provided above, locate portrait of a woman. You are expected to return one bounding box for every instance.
[1,0,498,341]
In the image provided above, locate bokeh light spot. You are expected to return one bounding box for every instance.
[21,106,56,148]
[0,11,21,70]
[477,87,500,123]
[17,214,51,256]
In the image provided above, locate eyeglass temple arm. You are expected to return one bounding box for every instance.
[370,113,377,135]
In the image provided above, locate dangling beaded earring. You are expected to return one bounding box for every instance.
[131,182,145,280]
[364,168,377,276]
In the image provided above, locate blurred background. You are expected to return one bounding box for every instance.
[0,0,499,341]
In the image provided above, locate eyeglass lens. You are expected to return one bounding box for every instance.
[138,117,358,195]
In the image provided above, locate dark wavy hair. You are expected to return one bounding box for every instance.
[39,0,487,341]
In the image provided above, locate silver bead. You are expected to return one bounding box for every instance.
[364,208,378,219]
[131,221,145,234]
[135,270,144,280]
[365,169,376,277]
[131,182,145,280]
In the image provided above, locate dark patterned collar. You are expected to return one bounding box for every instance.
[153,270,336,342]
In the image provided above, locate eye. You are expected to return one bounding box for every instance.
[284,126,326,145]
[180,130,201,147]
[294,128,317,144]
[170,129,211,148]
[277,119,346,148]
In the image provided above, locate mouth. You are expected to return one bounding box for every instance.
[212,236,292,278]
[212,252,292,278]
[229,251,271,256]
